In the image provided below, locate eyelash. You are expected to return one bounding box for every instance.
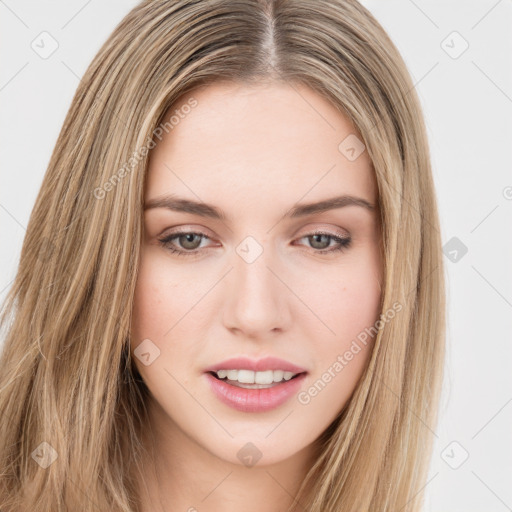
[157,230,352,257]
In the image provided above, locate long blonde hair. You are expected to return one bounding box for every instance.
[0,0,445,510]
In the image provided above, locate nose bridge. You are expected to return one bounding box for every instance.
[222,235,289,335]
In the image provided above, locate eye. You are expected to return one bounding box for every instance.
[158,229,351,257]
[294,232,352,254]
[157,230,213,257]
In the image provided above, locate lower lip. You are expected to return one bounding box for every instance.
[205,372,307,413]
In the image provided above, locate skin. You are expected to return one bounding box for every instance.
[130,81,383,512]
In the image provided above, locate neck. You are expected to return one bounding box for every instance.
[133,397,317,512]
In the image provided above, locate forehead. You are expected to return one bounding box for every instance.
[145,82,377,211]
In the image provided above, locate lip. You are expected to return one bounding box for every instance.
[203,356,307,374]
[205,371,307,413]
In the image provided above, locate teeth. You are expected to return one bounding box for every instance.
[238,369,255,383]
[272,370,284,382]
[226,370,237,380]
[214,369,298,383]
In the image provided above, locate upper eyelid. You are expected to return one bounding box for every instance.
[161,223,349,237]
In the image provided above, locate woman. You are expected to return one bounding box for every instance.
[0,0,445,510]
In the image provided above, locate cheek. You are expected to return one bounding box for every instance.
[304,253,382,349]
[296,261,381,423]
[338,269,381,336]
[131,261,164,343]
[130,249,182,365]
[131,249,196,339]
[130,250,211,377]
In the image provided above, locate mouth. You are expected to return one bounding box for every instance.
[203,356,308,412]
[207,369,306,389]
[204,368,308,413]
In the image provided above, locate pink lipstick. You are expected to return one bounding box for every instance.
[204,356,308,413]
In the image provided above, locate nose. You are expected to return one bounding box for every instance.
[222,242,291,338]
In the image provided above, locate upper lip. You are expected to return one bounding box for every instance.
[204,356,307,374]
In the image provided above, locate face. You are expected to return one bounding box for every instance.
[130,81,383,468]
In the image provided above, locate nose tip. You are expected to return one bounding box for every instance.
[222,245,290,337]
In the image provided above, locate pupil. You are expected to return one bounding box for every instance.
[311,234,328,249]
[181,233,199,249]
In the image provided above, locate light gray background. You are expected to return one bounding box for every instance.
[1,1,511,510]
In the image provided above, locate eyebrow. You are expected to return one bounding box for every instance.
[143,194,376,220]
